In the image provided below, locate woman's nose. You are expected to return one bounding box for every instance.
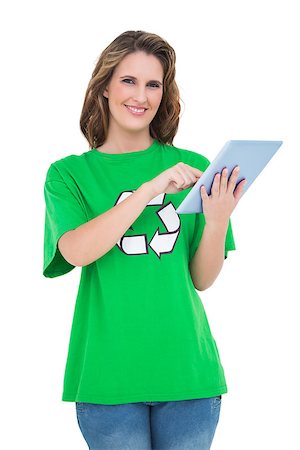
[132,86,147,103]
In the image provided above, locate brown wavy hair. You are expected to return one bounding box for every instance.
[80,30,181,149]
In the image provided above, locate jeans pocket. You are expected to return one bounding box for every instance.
[211,395,222,411]
[76,402,86,414]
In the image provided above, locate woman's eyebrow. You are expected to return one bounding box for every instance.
[120,75,163,85]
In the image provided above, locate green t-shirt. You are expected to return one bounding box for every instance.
[43,139,236,405]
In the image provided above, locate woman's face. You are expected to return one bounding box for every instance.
[103,51,164,135]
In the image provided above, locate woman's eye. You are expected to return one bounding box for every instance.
[122,79,160,88]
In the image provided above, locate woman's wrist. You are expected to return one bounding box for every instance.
[204,218,229,235]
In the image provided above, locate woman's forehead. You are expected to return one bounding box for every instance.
[114,52,163,79]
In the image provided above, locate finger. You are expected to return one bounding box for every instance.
[200,184,208,200]
[190,167,203,178]
[179,163,203,180]
[233,178,247,201]
[188,167,203,183]
[175,163,199,186]
[219,167,228,196]
[211,172,220,197]
[171,165,189,189]
[227,166,240,193]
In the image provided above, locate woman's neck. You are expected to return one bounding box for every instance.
[97,129,154,154]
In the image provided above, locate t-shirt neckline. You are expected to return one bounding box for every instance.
[90,139,161,160]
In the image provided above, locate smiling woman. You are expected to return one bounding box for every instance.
[43,29,235,450]
[101,51,164,141]
[79,30,180,153]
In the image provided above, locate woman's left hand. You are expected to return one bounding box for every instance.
[200,166,247,227]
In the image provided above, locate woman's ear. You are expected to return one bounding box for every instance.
[103,87,108,98]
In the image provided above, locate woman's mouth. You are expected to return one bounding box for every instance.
[124,105,148,116]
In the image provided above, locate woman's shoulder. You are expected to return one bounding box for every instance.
[50,148,92,166]
[44,149,93,182]
[164,141,211,170]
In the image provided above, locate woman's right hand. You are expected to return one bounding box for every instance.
[147,162,203,196]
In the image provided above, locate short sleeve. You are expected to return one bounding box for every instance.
[223,218,236,259]
[189,213,236,263]
[43,164,88,278]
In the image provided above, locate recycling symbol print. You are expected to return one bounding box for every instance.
[114,190,181,259]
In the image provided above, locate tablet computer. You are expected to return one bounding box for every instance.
[175,140,283,214]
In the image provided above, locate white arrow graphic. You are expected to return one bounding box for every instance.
[118,234,148,255]
[148,202,180,257]
[115,190,181,258]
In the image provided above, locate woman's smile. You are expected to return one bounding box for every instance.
[124,104,148,116]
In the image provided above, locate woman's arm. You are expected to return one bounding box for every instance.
[189,220,228,291]
[189,165,246,291]
[58,182,156,267]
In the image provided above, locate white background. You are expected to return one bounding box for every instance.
[1,0,299,449]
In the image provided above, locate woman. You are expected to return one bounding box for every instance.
[43,30,246,450]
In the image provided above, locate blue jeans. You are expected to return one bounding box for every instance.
[75,395,222,450]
